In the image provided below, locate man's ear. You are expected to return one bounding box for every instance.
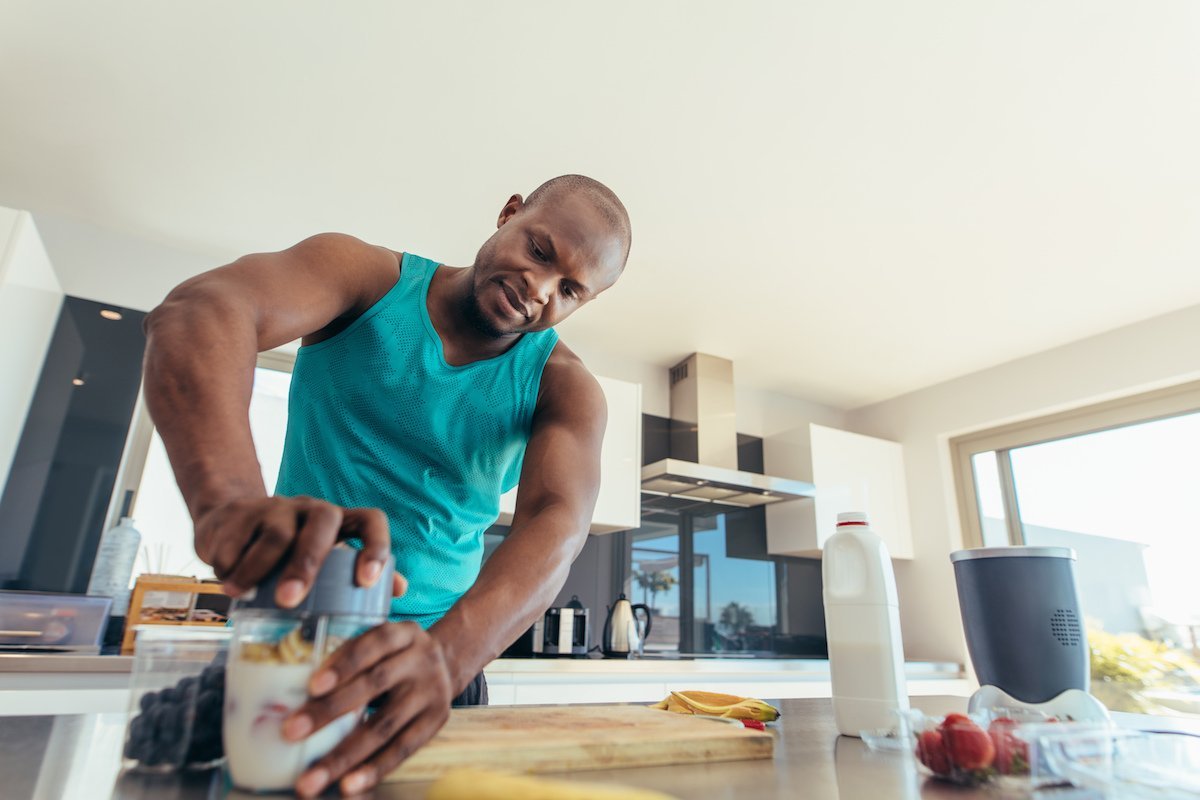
[497,194,524,228]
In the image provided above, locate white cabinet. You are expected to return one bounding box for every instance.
[498,374,641,534]
[765,423,913,559]
[0,209,63,494]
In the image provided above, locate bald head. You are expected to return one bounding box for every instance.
[524,174,632,268]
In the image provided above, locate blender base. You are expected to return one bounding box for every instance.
[967,685,1112,723]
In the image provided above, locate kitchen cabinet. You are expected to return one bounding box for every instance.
[0,209,63,499]
[497,374,642,534]
[765,423,913,559]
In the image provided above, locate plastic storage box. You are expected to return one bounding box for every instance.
[0,590,112,653]
[121,626,230,771]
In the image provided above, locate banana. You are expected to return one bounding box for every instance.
[650,691,781,722]
[426,768,677,800]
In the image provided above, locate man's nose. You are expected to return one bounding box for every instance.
[522,270,552,306]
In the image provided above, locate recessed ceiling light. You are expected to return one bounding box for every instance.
[72,377,86,387]
[100,309,123,321]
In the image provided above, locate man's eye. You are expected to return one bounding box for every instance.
[530,241,548,262]
[561,283,577,299]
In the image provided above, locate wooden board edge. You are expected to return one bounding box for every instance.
[385,733,775,783]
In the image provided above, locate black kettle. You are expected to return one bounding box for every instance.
[602,593,652,658]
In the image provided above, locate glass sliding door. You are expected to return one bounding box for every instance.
[692,512,777,656]
[629,523,681,653]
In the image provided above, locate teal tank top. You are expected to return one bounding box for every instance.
[274,253,559,628]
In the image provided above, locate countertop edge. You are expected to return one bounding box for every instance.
[0,652,963,679]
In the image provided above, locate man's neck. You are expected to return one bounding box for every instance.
[428,266,523,366]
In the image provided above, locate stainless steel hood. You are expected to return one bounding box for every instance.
[641,353,815,515]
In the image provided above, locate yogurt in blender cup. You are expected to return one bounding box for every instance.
[223,628,359,791]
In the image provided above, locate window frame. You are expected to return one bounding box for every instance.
[950,380,1200,549]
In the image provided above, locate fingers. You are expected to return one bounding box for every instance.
[285,648,418,742]
[295,682,449,797]
[273,500,343,607]
[340,703,449,795]
[288,624,455,797]
[309,623,420,699]
[197,496,391,603]
[392,571,408,599]
[202,502,267,593]
[221,501,303,598]
[340,507,391,587]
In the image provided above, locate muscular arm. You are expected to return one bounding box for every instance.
[431,352,608,691]
[142,233,400,595]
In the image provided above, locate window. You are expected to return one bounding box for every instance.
[630,522,681,653]
[953,382,1200,717]
[121,357,295,583]
[692,512,777,656]
[623,508,809,658]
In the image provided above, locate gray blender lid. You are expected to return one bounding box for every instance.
[950,546,1076,563]
[234,547,393,617]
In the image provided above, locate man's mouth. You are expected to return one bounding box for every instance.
[497,280,531,321]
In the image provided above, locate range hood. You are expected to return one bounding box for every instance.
[641,353,815,515]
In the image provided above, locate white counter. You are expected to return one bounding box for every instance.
[483,657,970,705]
[0,653,970,715]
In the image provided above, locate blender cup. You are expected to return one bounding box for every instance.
[223,548,392,792]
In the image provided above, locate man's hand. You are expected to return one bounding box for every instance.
[284,622,456,797]
[195,495,395,606]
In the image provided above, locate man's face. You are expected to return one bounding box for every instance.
[465,192,625,338]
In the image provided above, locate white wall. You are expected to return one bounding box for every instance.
[845,302,1200,663]
[32,213,223,313]
[0,209,63,492]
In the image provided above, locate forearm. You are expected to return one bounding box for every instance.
[429,505,587,692]
[143,286,267,522]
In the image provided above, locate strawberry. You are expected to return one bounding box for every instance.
[939,712,972,730]
[916,729,951,774]
[988,717,1029,775]
[940,716,995,771]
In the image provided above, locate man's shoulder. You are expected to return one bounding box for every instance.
[537,342,604,414]
[291,234,403,345]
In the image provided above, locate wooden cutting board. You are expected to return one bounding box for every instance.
[386,704,775,782]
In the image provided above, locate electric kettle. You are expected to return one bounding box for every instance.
[602,593,652,658]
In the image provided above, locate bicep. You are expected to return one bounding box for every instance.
[510,370,608,532]
[156,233,399,351]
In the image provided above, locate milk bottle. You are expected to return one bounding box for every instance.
[822,511,909,737]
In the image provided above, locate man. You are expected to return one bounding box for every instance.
[142,174,631,797]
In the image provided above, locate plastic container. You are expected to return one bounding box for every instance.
[121,626,231,771]
[1032,725,1200,797]
[223,548,392,792]
[822,511,909,737]
[883,700,1200,795]
[0,590,112,653]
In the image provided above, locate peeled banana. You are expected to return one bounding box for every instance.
[650,690,781,722]
[426,768,677,800]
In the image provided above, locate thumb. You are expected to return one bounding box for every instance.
[392,571,408,599]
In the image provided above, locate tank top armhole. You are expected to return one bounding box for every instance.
[523,331,561,427]
[295,251,412,356]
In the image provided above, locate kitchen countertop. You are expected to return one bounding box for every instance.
[0,652,961,677]
[0,653,134,673]
[8,696,1197,800]
[0,653,970,715]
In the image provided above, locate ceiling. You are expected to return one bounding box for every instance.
[3,1,1199,408]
